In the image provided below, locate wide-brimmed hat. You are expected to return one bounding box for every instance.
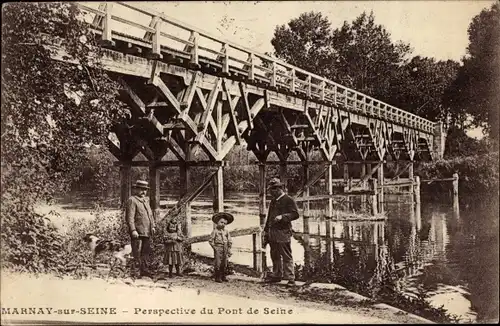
[212,212,234,224]
[133,180,150,189]
[267,178,284,190]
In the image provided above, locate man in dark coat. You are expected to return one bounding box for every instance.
[126,180,156,277]
[263,178,299,285]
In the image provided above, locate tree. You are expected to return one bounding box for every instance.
[328,12,411,101]
[272,12,412,100]
[271,10,462,129]
[271,12,334,75]
[444,126,490,158]
[444,3,500,145]
[389,56,460,122]
[1,3,126,271]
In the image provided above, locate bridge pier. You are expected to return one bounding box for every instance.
[343,163,351,210]
[258,162,268,273]
[452,173,459,219]
[377,162,385,214]
[325,163,333,239]
[212,164,224,213]
[180,162,192,240]
[360,163,367,210]
[149,162,161,219]
[413,175,421,205]
[302,163,310,236]
[370,178,378,215]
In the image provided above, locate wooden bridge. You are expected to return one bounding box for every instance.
[48,2,446,261]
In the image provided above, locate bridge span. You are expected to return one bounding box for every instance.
[49,2,446,268]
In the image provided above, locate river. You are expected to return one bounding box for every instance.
[45,190,498,322]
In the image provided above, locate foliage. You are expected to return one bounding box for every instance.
[271,11,462,127]
[272,11,411,98]
[443,3,500,145]
[271,12,334,75]
[418,152,499,201]
[0,206,64,273]
[389,56,460,122]
[70,145,122,200]
[58,207,203,278]
[328,11,411,101]
[444,125,492,158]
[1,3,126,272]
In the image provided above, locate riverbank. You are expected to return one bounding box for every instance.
[1,269,432,324]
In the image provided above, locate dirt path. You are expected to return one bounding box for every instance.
[1,271,430,324]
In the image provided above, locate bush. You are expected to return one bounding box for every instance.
[418,152,499,201]
[1,2,126,273]
[55,207,203,278]
[0,203,64,273]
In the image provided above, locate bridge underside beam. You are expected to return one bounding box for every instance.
[50,45,434,163]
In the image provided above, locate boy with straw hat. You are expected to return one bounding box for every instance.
[209,212,234,283]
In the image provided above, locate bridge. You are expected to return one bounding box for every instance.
[48,2,445,264]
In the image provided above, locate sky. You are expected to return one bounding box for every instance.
[139,0,495,62]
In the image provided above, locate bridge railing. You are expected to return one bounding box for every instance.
[76,2,435,134]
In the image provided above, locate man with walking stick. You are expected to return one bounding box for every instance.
[263,178,299,285]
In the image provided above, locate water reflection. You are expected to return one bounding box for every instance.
[191,192,497,322]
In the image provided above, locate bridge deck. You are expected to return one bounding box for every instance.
[76,2,434,134]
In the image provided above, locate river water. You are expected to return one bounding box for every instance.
[46,191,498,322]
[182,192,498,323]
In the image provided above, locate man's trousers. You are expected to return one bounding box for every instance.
[131,236,151,275]
[269,241,294,280]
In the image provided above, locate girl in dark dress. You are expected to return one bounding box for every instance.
[163,220,184,277]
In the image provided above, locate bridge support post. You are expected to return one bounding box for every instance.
[370,178,378,215]
[120,163,132,208]
[360,163,367,210]
[302,163,310,235]
[415,201,422,231]
[212,164,224,213]
[253,230,263,273]
[279,162,288,192]
[181,149,192,243]
[452,173,459,218]
[343,163,350,210]
[433,121,447,160]
[408,161,414,198]
[325,163,333,238]
[258,163,267,274]
[377,162,384,214]
[325,237,333,268]
[413,176,421,205]
[149,162,161,220]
